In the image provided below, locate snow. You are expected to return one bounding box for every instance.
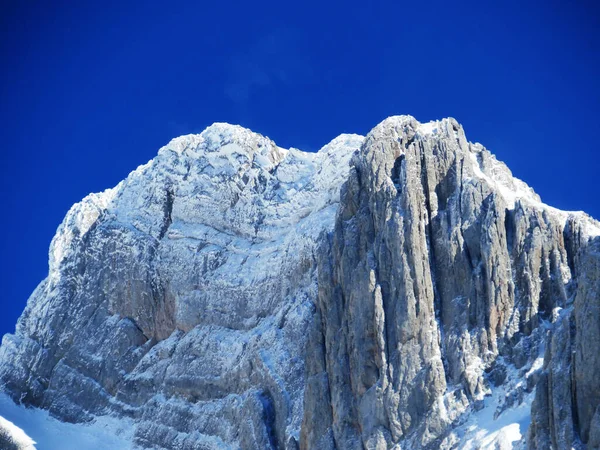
[41,123,364,304]
[0,393,133,450]
[464,385,533,449]
[453,375,534,449]
[4,118,598,449]
[0,415,35,449]
[418,121,440,136]
[577,212,600,237]
[49,185,121,277]
[3,123,365,448]
[417,118,579,234]
[450,347,545,450]
[465,142,600,240]
[467,150,531,209]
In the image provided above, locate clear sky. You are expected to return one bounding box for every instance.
[0,0,598,338]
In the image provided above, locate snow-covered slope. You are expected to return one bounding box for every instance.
[1,116,599,449]
[0,392,132,449]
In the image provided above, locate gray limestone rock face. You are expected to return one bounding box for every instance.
[0,116,599,449]
[574,237,600,446]
[301,116,600,449]
[528,236,600,449]
[303,117,448,449]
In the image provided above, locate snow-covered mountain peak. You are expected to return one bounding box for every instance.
[318,133,364,153]
[364,115,467,147]
[3,116,600,450]
[157,122,288,173]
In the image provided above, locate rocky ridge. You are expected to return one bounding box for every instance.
[0,116,598,449]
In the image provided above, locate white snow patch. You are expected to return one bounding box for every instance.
[577,212,600,238]
[0,393,133,450]
[458,385,534,449]
[466,144,600,239]
[453,341,546,450]
[417,121,439,136]
[0,415,36,449]
[468,151,525,209]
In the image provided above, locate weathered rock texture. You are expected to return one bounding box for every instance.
[0,125,362,449]
[0,116,599,449]
[301,117,599,449]
[527,235,600,450]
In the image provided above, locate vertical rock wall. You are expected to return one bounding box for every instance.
[302,116,598,449]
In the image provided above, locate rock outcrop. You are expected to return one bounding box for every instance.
[1,116,599,449]
[527,235,600,450]
[0,124,363,448]
[301,116,599,449]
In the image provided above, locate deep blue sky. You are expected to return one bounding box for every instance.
[1,0,598,337]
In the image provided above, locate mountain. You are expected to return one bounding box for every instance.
[0,116,598,449]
